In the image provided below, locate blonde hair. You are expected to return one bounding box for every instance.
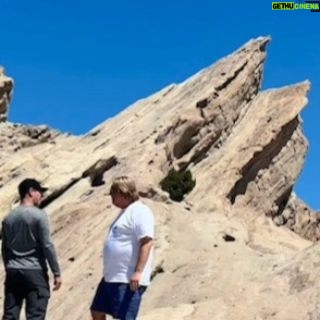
[110,176,139,201]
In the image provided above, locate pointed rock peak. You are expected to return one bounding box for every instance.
[288,80,311,96]
[240,35,271,51]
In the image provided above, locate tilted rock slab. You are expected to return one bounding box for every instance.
[0,37,319,319]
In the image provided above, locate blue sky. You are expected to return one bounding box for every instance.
[0,1,319,209]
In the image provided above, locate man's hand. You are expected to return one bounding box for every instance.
[130,271,142,291]
[53,275,62,291]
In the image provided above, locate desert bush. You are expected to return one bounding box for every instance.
[160,169,196,202]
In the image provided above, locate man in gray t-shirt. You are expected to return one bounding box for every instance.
[1,178,62,320]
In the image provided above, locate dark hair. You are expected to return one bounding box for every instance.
[18,178,48,199]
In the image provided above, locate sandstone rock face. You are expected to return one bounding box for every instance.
[0,67,13,122]
[0,123,61,157]
[0,37,319,319]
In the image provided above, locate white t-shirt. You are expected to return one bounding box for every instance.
[103,200,154,286]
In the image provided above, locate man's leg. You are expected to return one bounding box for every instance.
[3,270,24,320]
[3,289,24,320]
[23,270,50,320]
[116,285,147,320]
[90,279,111,320]
[91,310,106,320]
[25,289,49,320]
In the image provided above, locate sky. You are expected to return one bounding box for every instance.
[0,0,319,209]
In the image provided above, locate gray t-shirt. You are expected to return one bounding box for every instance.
[1,205,60,276]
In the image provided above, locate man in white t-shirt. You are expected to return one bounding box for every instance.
[91,176,155,320]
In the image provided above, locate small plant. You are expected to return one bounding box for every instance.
[160,169,196,202]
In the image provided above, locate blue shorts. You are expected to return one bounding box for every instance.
[90,279,147,320]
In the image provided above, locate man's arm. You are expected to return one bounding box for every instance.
[1,222,8,269]
[135,237,154,273]
[130,204,155,291]
[38,212,62,290]
[130,237,154,291]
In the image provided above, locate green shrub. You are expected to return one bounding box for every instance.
[160,169,196,202]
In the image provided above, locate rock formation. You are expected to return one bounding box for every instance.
[1,37,319,319]
[0,67,13,122]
